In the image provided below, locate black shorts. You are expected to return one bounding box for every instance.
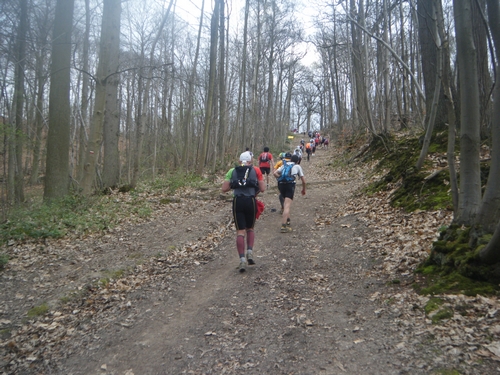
[232,196,256,230]
[278,183,296,200]
[260,167,271,175]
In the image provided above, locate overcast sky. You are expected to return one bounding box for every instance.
[173,0,321,66]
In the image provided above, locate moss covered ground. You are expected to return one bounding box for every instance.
[358,132,499,297]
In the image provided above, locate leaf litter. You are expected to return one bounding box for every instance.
[0,144,499,374]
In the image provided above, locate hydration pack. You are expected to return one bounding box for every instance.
[229,166,259,189]
[277,161,295,184]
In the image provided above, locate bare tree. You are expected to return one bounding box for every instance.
[81,0,121,195]
[44,0,75,201]
[453,0,482,225]
[197,0,220,174]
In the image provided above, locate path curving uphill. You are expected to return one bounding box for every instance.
[2,142,498,374]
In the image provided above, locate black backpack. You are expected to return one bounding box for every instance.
[229,166,259,189]
[260,152,269,163]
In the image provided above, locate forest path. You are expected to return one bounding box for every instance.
[56,147,414,374]
[2,142,498,375]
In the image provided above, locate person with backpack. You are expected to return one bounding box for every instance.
[221,151,266,272]
[274,152,291,214]
[294,146,303,164]
[258,146,274,188]
[273,154,306,233]
[305,141,312,161]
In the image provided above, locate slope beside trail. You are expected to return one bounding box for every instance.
[2,145,499,375]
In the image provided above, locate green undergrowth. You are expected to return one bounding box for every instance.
[415,224,500,297]
[363,131,453,212]
[0,172,210,244]
[356,132,499,296]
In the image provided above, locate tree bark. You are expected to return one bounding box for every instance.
[453,0,482,225]
[197,0,219,175]
[44,0,75,201]
[102,1,122,189]
[81,0,120,195]
[12,0,28,203]
[477,0,500,236]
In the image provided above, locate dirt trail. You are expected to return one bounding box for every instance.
[2,146,498,374]
[58,148,403,375]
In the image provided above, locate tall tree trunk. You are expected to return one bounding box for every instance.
[418,0,447,130]
[477,0,500,235]
[454,0,482,225]
[44,0,75,201]
[12,0,28,203]
[197,0,219,175]
[76,0,91,183]
[250,0,262,151]
[102,0,121,189]
[182,0,204,170]
[30,53,46,186]
[217,0,227,169]
[81,0,120,195]
[416,1,442,170]
[237,0,250,151]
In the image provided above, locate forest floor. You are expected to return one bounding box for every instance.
[2,142,500,375]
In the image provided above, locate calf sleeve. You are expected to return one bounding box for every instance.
[246,229,255,249]
[237,235,245,257]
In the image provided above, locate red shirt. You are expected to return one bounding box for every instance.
[258,152,273,168]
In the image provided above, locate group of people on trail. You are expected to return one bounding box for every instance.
[221,147,306,273]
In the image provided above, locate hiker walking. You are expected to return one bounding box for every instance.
[273,154,306,233]
[305,141,312,161]
[274,152,291,214]
[221,151,266,272]
[258,146,274,189]
[294,146,303,164]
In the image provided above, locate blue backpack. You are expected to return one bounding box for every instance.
[278,161,295,183]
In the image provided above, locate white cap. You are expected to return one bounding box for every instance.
[239,151,253,162]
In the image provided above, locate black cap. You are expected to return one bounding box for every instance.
[285,152,292,158]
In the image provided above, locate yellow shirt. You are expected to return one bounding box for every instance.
[274,159,291,170]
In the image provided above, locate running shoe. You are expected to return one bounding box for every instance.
[239,260,247,272]
[247,253,256,265]
[280,225,292,233]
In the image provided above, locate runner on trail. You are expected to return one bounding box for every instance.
[305,141,312,161]
[221,151,266,272]
[311,138,317,156]
[294,146,303,164]
[273,154,306,233]
[274,152,291,214]
[258,146,274,189]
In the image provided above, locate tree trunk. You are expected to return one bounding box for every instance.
[477,0,500,235]
[44,0,75,201]
[182,0,204,170]
[102,0,121,189]
[12,0,28,203]
[81,0,120,195]
[236,0,250,151]
[417,0,447,130]
[217,0,227,169]
[453,0,482,225]
[416,1,442,171]
[76,0,91,183]
[197,0,219,175]
[30,53,46,186]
